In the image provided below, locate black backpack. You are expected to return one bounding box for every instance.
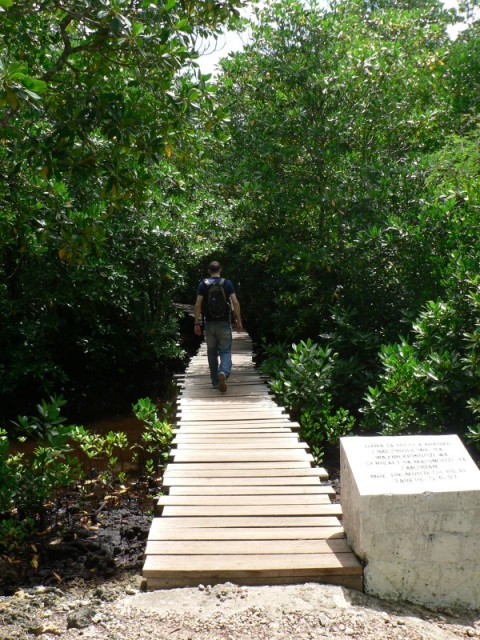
[204,278,230,320]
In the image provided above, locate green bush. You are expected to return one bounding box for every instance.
[361,270,480,437]
[132,397,173,476]
[6,396,83,524]
[0,395,173,550]
[13,395,75,451]
[466,399,480,451]
[70,426,130,486]
[266,339,354,462]
[268,340,336,416]
[1,397,82,536]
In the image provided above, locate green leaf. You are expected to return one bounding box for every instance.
[21,77,47,93]
[132,22,144,36]
[175,17,190,31]
[0,0,13,9]
[165,0,176,11]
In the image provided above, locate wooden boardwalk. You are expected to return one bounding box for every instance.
[143,332,363,590]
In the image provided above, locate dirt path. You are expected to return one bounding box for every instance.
[1,573,479,640]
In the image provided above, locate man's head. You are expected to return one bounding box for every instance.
[208,260,222,275]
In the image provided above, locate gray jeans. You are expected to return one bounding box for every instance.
[205,320,232,385]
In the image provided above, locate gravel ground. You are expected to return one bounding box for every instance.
[1,573,480,640]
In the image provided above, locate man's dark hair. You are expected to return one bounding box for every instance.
[208,260,222,273]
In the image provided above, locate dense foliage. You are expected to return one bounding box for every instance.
[204,0,480,452]
[0,0,245,418]
[1,0,480,457]
[0,395,172,550]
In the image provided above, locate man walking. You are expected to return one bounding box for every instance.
[193,261,242,392]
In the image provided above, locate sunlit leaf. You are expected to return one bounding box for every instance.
[175,17,189,31]
[22,77,47,93]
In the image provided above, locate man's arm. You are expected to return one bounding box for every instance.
[194,295,203,336]
[230,293,243,332]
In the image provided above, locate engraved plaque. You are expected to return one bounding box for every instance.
[341,435,480,495]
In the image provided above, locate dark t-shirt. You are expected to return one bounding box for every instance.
[197,277,235,321]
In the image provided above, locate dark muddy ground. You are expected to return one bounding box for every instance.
[0,481,156,596]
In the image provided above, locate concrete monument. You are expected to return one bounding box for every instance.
[340,435,480,610]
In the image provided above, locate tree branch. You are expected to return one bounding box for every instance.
[41,13,113,82]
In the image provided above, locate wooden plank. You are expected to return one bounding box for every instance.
[174,425,299,432]
[167,485,335,496]
[186,363,261,367]
[173,434,298,441]
[171,441,309,450]
[177,422,299,429]
[164,463,327,473]
[145,538,352,555]
[171,449,312,461]
[177,419,298,426]
[178,408,286,413]
[180,385,267,393]
[157,495,332,506]
[180,390,272,406]
[163,473,324,482]
[173,436,300,440]
[162,477,324,487]
[149,516,342,528]
[165,463,321,472]
[177,406,284,412]
[180,410,288,426]
[182,382,266,388]
[176,411,287,420]
[143,553,362,576]
[147,524,345,540]
[175,428,295,436]
[180,374,264,380]
[160,504,342,517]
[174,424,296,429]
[187,364,255,370]
[174,425,295,430]
[163,465,326,474]
[175,419,290,425]
[178,404,280,412]
[174,427,298,436]
[179,394,273,400]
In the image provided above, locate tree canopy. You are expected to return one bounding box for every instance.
[0,0,245,415]
[1,0,480,450]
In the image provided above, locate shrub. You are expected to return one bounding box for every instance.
[266,339,354,462]
[361,270,480,437]
[0,395,174,552]
[132,397,173,476]
[70,426,130,486]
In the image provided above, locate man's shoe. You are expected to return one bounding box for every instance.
[218,372,227,393]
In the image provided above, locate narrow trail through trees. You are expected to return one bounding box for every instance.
[143,332,362,589]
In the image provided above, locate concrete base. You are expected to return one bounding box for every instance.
[340,435,480,610]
